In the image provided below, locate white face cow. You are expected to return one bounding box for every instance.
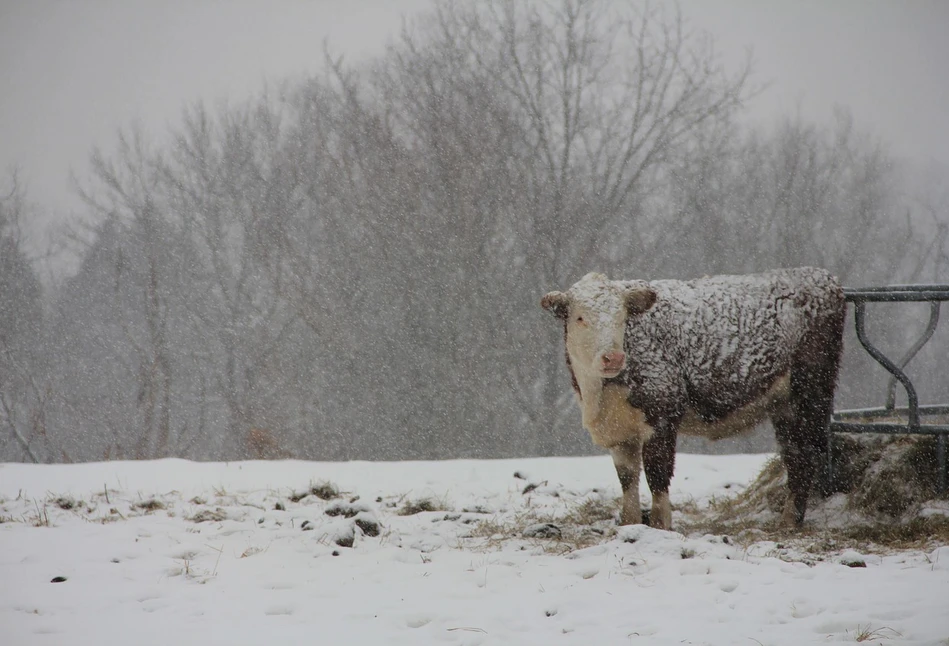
[542,273,661,527]
[541,273,657,381]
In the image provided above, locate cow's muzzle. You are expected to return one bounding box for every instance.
[599,351,626,376]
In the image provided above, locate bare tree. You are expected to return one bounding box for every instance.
[160,98,309,458]
[12,1,941,464]
[906,160,949,282]
[72,129,178,458]
[392,0,754,452]
[267,0,757,457]
[0,170,50,462]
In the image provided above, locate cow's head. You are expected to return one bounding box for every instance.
[541,272,657,379]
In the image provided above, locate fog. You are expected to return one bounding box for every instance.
[1,0,946,463]
[3,0,947,224]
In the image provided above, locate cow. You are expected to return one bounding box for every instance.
[541,267,845,529]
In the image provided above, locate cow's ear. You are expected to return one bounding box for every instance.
[625,287,657,316]
[540,291,569,319]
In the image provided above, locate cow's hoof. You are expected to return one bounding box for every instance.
[616,510,653,527]
[779,499,805,529]
[647,511,672,531]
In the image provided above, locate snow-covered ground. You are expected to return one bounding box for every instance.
[1,454,947,646]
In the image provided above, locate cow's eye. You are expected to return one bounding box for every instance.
[576,316,584,323]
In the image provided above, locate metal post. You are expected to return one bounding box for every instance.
[938,434,948,496]
[826,429,835,491]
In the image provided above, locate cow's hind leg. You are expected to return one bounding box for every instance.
[611,440,645,525]
[773,402,828,527]
[775,337,843,526]
[642,426,677,530]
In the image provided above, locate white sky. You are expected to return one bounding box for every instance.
[2,0,948,223]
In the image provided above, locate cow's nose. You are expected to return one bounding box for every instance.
[601,351,625,371]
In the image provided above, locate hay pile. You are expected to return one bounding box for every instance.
[690,433,949,546]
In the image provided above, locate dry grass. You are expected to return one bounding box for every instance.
[844,436,943,518]
[187,508,228,523]
[168,547,222,584]
[288,480,342,503]
[308,480,341,501]
[562,496,618,525]
[459,481,943,557]
[851,624,901,642]
[676,437,949,553]
[53,496,77,511]
[29,501,50,527]
[465,495,619,555]
[711,517,949,556]
[97,513,124,524]
[133,498,166,512]
[827,517,949,550]
[398,496,451,516]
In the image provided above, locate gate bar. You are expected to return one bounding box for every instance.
[829,284,949,495]
[886,302,941,409]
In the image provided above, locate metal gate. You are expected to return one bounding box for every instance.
[828,284,949,494]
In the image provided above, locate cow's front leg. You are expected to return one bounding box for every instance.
[611,440,644,525]
[642,424,678,530]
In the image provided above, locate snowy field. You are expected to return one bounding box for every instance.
[1,454,947,646]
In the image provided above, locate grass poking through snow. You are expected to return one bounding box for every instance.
[397,495,452,516]
[308,480,341,500]
[133,498,166,512]
[851,624,901,642]
[465,494,620,555]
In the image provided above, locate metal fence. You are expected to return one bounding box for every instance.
[828,284,949,494]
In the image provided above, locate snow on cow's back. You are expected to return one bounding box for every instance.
[631,267,842,389]
[648,267,840,335]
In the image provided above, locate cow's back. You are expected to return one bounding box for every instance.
[625,267,843,421]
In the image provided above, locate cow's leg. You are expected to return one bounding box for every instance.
[774,302,844,527]
[773,412,824,527]
[642,425,677,530]
[773,413,805,527]
[611,440,644,525]
[773,375,836,528]
[776,313,843,527]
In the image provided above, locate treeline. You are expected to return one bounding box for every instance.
[2,0,946,463]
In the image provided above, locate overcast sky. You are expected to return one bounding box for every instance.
[2,0,948,226]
